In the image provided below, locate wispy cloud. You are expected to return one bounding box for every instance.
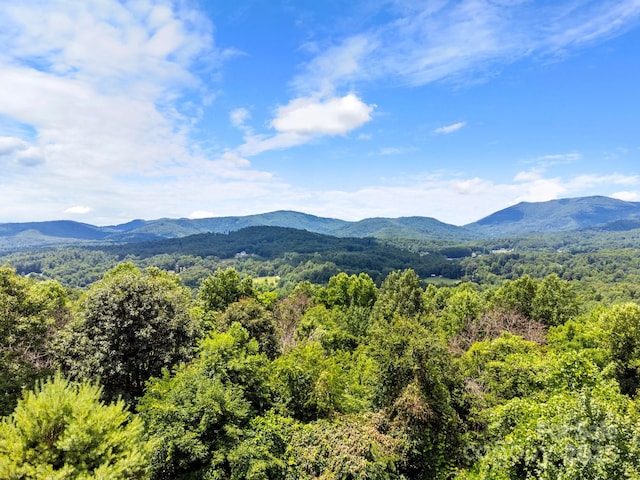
[433,122,466,135]
[524,152,582,169]
[538,153,582,162]
[0,136,28,156]
[569,173,640,189]
[369,146,418,156]
[230,107,251,129]
[293,0,640,93]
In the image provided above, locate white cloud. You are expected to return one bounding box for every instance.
[15,146,46,167]
[189,210,216,219]
[64,205,92,214]
[512,177,568,204]
[238,93,375,156]
[370,147,418,156]
[291,35,378,95]
[1,0,213,92]
[568,173,640,190]
[0,0,208,181]
[433,122,466,135]
[514,169,543,182]
[538,153,582,162]
[524,152,582,168]
[254,170,640,226]
[611,191,640,202]
[271,94,374,136]
[452,177,493,195]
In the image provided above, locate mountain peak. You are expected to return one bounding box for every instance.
[466,195,640,236]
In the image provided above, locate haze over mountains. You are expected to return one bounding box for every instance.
[2,196,640,252]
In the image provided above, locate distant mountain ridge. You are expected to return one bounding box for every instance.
[2,195,640,251]
[0,210,473,251]
[466,196,640,237]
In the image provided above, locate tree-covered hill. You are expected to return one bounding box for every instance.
[104,210,351,241]
[0,220,109,240]
[466,195,640,237]
[99,226,459,283]
[0,225,465,288]
[331,215,477,240]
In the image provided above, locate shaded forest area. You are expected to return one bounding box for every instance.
[4,244,640,478]
[1,226,464,289]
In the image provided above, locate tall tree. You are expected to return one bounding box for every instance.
[372,269,425,322]
[217,298,280,359]
[467,382,640,480]
[369,315,464,479]
[0,266,71,415]
[139,323,270,480]
[531,273,580,326]
[56,263,200,403]
[319,272,378,309]
[491,275,538,318]
[269,340,370,421]
[198,267,255,313]
[606,303,640,395]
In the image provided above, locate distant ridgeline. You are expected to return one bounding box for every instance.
[2,196,640,252]
[3,195,640,288]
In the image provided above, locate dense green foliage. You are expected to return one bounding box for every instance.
[56,264,201,403]
[1,226,461,289]
[138,323,270,479]
[0,265,71,415]
[4,230,640,479]
[0,374,150,479]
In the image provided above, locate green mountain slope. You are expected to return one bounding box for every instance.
[332,216,478,240]
[0,220,108,240]
[97,226,459,283]
[466,196,640,237]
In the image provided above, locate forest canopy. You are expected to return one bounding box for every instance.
[2,237,640,479]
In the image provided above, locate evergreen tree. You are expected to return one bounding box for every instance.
[0,374,149,479]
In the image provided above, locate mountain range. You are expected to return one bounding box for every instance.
[2,195,640,252]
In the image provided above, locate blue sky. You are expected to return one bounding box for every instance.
[1,0,640,226]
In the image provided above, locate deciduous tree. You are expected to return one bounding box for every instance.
[372,269,424,322]
[0,266,71,415]
[139,323,270,479]
[56,263,200,403]
[531,273,580,326]
[198,267,255,312]
[606,303,640,395]
[466,382,640,480]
